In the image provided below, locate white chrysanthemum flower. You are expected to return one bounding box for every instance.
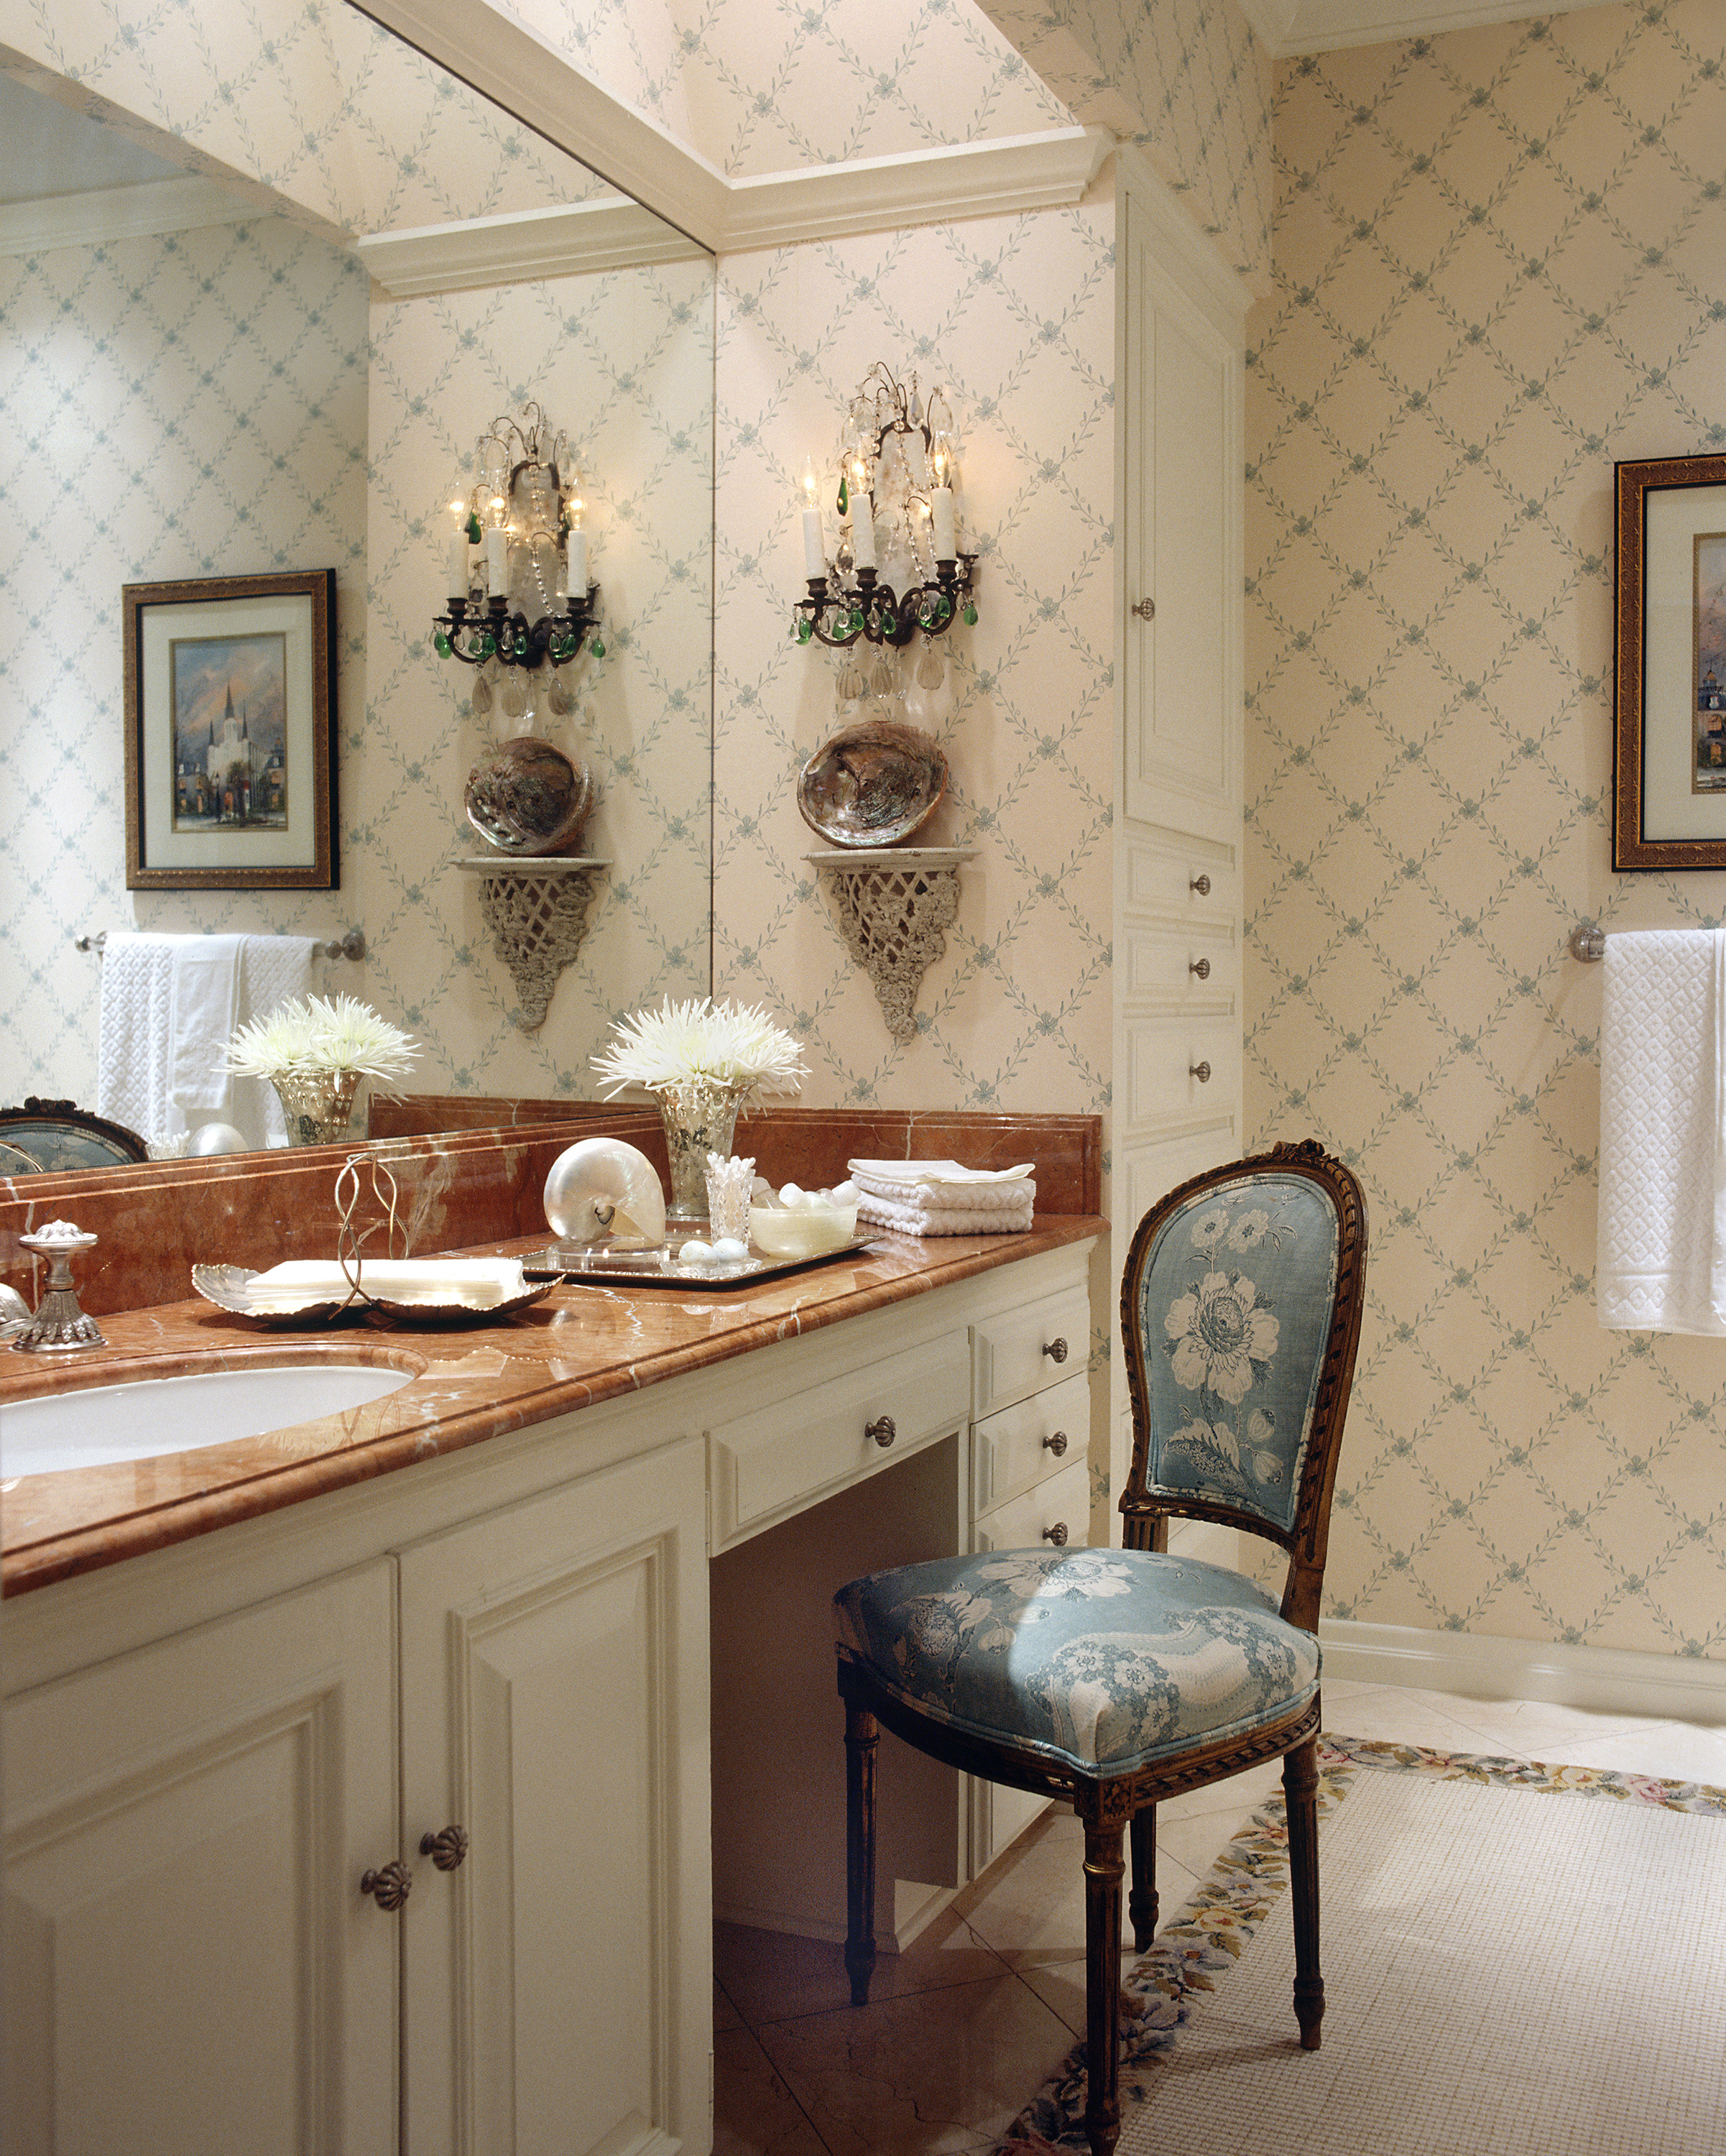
[591,996,806,1103]
[1164,1269,1280,1405]
[218,993,419,1092]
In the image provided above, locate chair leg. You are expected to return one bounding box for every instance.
[1283,1736,1324,2050]
[1127,1803,1158,1951]
[844,1698,879,2008]
[1081,1810,1126,2156]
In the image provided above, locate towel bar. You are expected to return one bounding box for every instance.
[75,929,366,962]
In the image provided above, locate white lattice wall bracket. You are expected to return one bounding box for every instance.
[456,856,609,1031]
[806,848,976,1043]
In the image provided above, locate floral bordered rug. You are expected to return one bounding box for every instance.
[992,1733,1726,2155]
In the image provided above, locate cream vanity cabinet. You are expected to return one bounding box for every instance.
[1,1237,1097,2156]
[2,1419,711,2156]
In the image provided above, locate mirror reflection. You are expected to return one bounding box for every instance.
[0,4,715,1170]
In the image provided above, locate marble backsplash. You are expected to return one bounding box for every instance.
[2,1108,1102,1318]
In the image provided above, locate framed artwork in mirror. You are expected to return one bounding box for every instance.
[123,569,338,888]
[1613,453,1726,870]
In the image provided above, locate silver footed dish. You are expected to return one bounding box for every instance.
[191,1263,558,1327]
[797,718,948,847]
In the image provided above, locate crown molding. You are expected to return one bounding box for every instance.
[358,194,706,295]
[1241,0,1597,56]
[0,175,257,255]
[719,126,1112,254]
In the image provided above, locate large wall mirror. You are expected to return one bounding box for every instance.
[0,0,714,1168]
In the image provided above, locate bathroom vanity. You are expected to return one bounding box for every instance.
[0,1154,1100,2156]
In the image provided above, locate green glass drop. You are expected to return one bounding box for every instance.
[935,596,951,624]
[591,637,606,658]
[465,511,482,544]
[963,602,978,625]
[479,632,496,660]
[836,474,849,517]
[796,618,813,644]
[433,630,452,657]
[849,608,865,633]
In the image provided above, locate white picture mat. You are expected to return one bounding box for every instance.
[139,592,319,870]
[1641,482,1726,842]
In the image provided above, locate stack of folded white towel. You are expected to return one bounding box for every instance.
[848,1158,1036,1237]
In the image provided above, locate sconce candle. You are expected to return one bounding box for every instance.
[484,525,509,595]
[446,528,469,601]
[566,523,587,597]
[931,486,956,561]
[852,492,877,571]
[801,460,826,578]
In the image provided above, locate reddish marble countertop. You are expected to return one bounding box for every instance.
[0,1219,1103,1598]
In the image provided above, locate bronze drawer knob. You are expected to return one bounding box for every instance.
[420,1825,469,1871]
[361,1860,412,1911]
[1191,1061,1212,1083]
[1042,1337,1068,1364]
[1190,957,1211,980]
[1190,874,1211,897]
[866,1414,896,1448]
[1043,1521,1069,1547]
[1043,1431,1069,1457]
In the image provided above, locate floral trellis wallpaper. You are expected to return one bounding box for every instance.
[1247,0,1726,1658]
[710,209,1116,1115]
[497,0,1072,177]
[0,216,370,1105]
[360,261,714,1087]
[977,0,1274,285]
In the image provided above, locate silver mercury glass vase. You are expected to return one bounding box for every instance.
[270,1067,364,1148]
[656,1077,747,1225]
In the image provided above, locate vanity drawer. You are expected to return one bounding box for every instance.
[973,1457,1090,1555]
[972,1370,1092,1516]
[709,1331,969,1552]
[972,1286,1092,1421]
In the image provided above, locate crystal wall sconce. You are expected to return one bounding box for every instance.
[793,363,977,650]
[433,402,604,673]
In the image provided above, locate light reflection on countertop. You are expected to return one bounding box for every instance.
[0,1219,1102,1596]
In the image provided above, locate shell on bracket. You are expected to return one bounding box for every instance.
[543,1137,668,1247]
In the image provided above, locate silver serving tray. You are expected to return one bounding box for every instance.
[191,1263,559,1327]
[522,1239,870,1290]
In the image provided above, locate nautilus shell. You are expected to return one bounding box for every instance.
[543,1137,667,1247]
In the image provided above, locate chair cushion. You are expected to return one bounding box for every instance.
[834,1547,1319,1781]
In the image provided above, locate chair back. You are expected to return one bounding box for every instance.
[1119,1140,1366,1630]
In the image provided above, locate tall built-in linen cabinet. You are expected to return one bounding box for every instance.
[1110,152,1250,1518]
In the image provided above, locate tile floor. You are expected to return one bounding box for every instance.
[711,1677,1726,2154]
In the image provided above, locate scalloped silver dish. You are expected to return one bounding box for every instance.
[192,1263,558,1327]
[796,719,948,847]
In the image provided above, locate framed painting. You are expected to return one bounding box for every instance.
[1613,454,1726,870]
[123,569,338,889]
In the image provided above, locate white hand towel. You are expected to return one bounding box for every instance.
[1597,926,1726,1334]
[230,936,323,1148]
[97,932,193,1143]
[854,1181,1036,1237]
[849,1157,1033,1192]
[168,935,244,1118]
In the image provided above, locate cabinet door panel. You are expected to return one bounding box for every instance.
[400,1435,709,2156]
[2,1562,398,2156]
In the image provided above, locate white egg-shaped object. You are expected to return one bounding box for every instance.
[543,1137,667,1245]
[711,1237,750,1262]
[188,1122,249,1156]
[678,1238,714,1263]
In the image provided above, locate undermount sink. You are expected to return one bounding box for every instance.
[0,1362,417,1478]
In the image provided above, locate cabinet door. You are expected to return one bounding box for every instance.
[398,1434,710,2156]
[3,1561,399,2156]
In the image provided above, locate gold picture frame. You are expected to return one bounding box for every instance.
[123,568,337,889]
[1613,453,1726,871]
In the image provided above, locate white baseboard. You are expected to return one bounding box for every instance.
[1320,1618,1726,1728]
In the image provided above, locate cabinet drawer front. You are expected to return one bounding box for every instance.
[710,1332,969,1552]
[1122,916,1237,1008]
[972,1370,1093,1515]
[1123,1013,1240,1133]
[974,1457,1091,1554]
[972,1286,1092,1422]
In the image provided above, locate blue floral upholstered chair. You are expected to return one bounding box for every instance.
[832,1140,1367,2156]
